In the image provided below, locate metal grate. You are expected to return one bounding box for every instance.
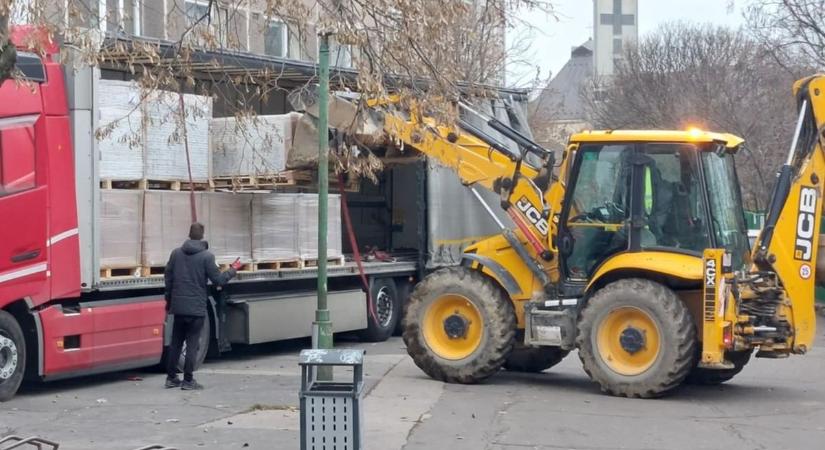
[304,396,354,449]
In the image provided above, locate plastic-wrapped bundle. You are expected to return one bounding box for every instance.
[100,190,143,267]
[143,91,212,181]
[142,191,209,267]
[202,192,253,264]
[98,80,144,180]
[296,193,342,259]
[211,113,299,177]
[251,194,299,261]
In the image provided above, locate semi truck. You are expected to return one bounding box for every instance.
[0,28,531,401]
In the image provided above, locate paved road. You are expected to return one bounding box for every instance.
[2,318,824,449]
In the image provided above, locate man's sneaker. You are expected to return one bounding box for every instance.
[181,379,204,390]
[165,376,182,389]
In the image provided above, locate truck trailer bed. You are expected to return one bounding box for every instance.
[94,259,418,291]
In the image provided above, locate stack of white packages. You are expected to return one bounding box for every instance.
[96,79,212,181]
[211,113,298,177]
[202,192,254,264]
[98,80,145,180]
[100,190,143,268]
[251,194,299,262]
[142,191,209,267]
[144,90,212,181]
[296,194,343,260]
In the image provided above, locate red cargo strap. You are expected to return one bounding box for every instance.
[338,173,379,324]
[179,92,197,223]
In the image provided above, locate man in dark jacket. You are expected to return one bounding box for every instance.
[164,222,241,390]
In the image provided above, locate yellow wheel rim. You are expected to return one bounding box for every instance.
[421,294,483,360]
[595,306,661,376]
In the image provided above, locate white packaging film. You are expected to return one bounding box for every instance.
[98,80,145,180]
[144,90,212,181]
[142,191,208,267]
[100,190,143,268]
[97,80,212,182]
[251,194,300,261]
[211,113,299,177]
[296,194,343,259]
[201,192,254,264]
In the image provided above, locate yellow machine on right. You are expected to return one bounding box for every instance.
[396,75,825,398]
[299,75,824,398]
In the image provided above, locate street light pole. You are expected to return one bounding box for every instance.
[313,32,333,380]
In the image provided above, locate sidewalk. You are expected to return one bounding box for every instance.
[0,337,443,450]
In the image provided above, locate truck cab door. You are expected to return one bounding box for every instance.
[0,115,49,302]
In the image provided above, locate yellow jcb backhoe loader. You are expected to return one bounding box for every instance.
[297,75,823,398]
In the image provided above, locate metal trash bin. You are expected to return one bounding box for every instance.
[299,349,365,450]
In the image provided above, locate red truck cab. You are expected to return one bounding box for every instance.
[0,28,166,401]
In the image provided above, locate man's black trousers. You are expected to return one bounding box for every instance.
[166,315,205,382]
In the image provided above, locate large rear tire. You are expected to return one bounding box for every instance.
[577,278,696,398]
[0,310,26,402]
[684,350,751,385]
[503,343,569,373]
[403,267,515,384]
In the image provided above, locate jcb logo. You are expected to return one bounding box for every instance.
[794,187,817,261]
[516,196,549,236]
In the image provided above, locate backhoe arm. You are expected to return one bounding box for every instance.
[373,98,562,263]
[751,74,825,352]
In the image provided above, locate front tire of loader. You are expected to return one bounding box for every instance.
[504,340,569,373]
[577,278,696,398]
[402,267,515,384]
[684,350,751,385]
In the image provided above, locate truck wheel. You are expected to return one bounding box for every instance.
[359,278,401,343]
[403,267,515,384]
[162,317,211,373]
[577,279,696,398]
[684,350,751,385]
[0,310,26,402]
[504,343,569,373]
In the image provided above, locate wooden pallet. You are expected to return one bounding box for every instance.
[212,171,312,190]
[140,266,166,277]
[101,179,213,191]
[251,259,303,271]
[100,266,141,279]
[302,255,347,268]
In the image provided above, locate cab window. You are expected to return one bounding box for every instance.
[0,125,37,196]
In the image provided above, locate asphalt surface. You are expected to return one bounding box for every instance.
[2,318,824,450]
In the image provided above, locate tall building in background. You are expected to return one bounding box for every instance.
[593,0,638,77]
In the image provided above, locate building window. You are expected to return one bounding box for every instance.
[265,20,288,57]
[184,0,229,47]
[329,38,352,68]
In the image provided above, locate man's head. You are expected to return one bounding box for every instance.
[189,222,205,241]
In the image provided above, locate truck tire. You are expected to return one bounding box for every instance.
[359,278,401,343]
[504,343,569,373]
[684,350,751,385]
[0,310,26,402]
[577,279,696,398]
[403,267,515,384]
[162,317,210,374]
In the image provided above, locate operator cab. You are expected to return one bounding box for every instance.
[557,130,749,289]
